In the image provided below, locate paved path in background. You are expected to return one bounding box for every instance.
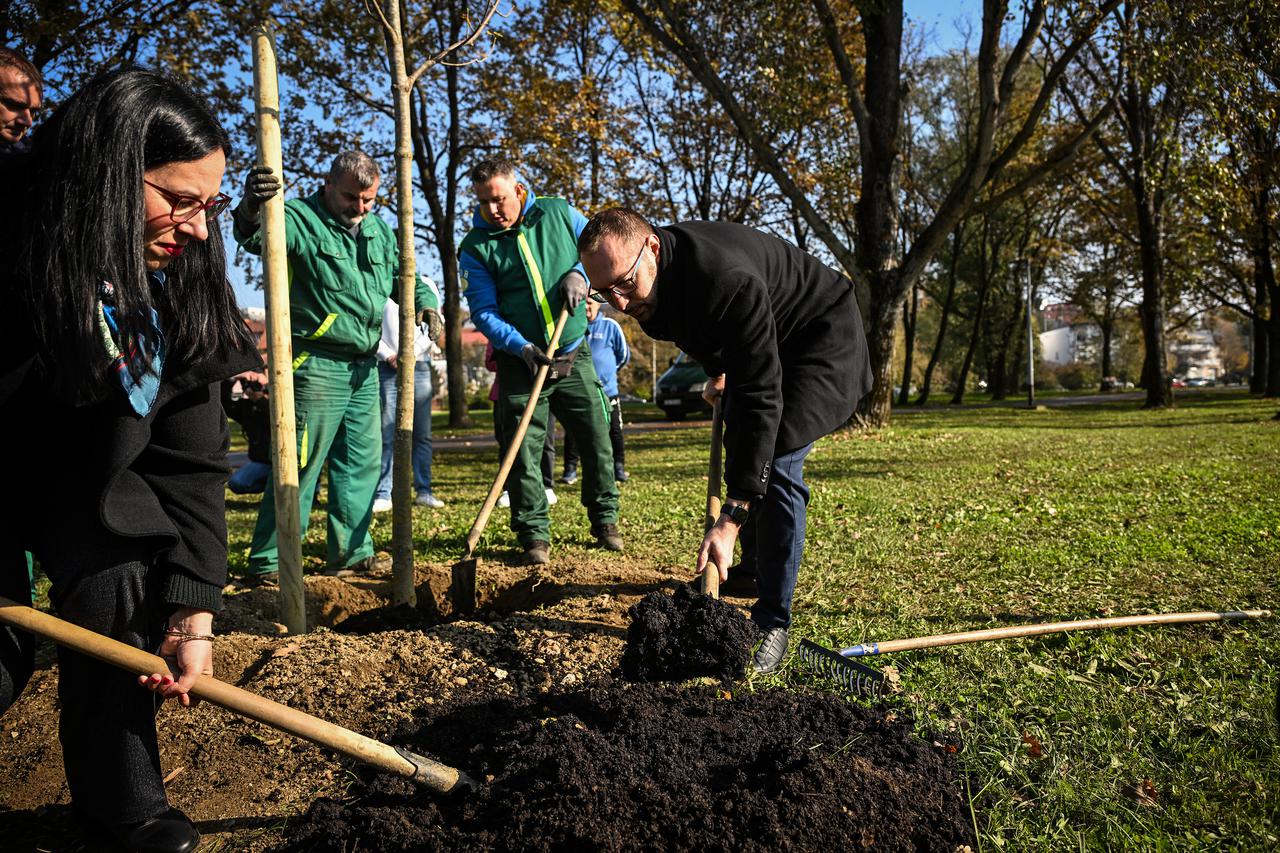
[228,387,1246,468]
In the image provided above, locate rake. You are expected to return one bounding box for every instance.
[798,608,1273,699]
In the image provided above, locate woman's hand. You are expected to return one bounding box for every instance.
[139,607,214,708]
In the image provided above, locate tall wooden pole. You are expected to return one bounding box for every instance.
[383,0,418,608]
[252,26,306,634]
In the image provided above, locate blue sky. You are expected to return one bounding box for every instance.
[230,0,977,309]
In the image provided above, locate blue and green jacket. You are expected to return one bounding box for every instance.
[458,185,588,356]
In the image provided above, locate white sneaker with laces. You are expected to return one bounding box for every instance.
[415,492,444,508]
[545,487,558,506]
[498,491,511,508]
[372,497,393,513]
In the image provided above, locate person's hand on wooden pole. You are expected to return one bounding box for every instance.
[233,165,282,232]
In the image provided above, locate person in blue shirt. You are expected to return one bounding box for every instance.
[562,299,631,484]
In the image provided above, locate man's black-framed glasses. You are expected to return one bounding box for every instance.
[145,180,233,223]
[589,240,647,304]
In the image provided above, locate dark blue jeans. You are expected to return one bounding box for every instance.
[739,442,813,631]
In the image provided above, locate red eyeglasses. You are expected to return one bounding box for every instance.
[145,180,233,223]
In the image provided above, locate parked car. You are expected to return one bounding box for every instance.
[656,351,712,420]
[1186,377,1215,388]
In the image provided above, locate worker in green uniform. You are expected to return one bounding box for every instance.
[460,157,621,565]
[233,151,441,582]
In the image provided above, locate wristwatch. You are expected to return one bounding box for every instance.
[720,504,749,526]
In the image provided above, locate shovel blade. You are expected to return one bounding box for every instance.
[797,639,885,699]
[450,559,477,614]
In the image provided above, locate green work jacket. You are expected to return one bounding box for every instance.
[235,191,437,361]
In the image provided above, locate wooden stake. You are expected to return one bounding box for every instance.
[252,26,305,634]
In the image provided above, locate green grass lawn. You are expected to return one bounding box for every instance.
[224,391,1279,850]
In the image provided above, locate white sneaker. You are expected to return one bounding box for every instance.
[498,491,510,508]
[372,497,393,513]
[545,487,558,506]
[415,492,444,508]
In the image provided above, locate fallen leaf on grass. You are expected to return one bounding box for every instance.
[1124,778,1160,806]
[1021,730,1044,758]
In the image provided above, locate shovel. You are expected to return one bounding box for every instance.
[0,595,475,793]
[798,608,1273,699]
[451,307,571,613]
[699,398,724,598]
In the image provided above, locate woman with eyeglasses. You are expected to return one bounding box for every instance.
[0,68,259,853]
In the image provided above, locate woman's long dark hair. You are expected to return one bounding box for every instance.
[10,67,252,398]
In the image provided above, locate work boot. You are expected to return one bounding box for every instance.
[237,571,279,589]
[614,464,629,483]
[519,540,551,566]
[326,552,391,577]
[591,523,624,551]
[560,465,579,485]
[753,627,789,674]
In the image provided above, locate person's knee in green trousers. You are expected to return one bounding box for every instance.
[496,345,620,560]
[247,351,381,576]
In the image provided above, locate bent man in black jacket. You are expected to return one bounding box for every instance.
[579,208,873,673]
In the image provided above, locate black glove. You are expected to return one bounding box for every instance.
[520,343,553,376]
[234,165,282,229]
[423,308,443,343]
[559,270,589,312]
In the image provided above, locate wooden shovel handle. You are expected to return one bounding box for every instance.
[462,307,572,558]
[703,398,723,532]
[0,596,471,793]
[841,609,1274,656]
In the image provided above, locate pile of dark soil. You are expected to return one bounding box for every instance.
[278,682,974,852]
[619,585,757,683]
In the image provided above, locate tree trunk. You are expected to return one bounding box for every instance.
[850,3,904,427]
[951,222,992,406]
[897,282,917,406]
[382,0,421,609]
[917,222,964,406]
[1134,191,1173,407]
[1100,314,1114,389]
[1252,185,1280,396]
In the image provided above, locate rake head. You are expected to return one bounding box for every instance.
[797,639,886,699]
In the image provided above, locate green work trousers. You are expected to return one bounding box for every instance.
[248,351,380,575]
[496,344,619,546]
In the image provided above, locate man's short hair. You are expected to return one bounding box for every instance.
[469,157,518,185]
[328,150,380,188]
[578,207,654,255]
[0,47,42,95]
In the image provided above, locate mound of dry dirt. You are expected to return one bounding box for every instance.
[278,682,974,852]
[620,585,758,683]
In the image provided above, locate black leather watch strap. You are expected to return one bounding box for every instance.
[720,504,749,526]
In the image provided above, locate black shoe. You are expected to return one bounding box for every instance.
[591,523,624,551]
[560,466,579,485]
[238,571,279,588]
[105,807,201,853]
[753,627,789,674]
[614,465,629,483]
[518,540,551,566]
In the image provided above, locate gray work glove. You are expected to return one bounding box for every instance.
[520,343,554,376]
[423,307,443,343]
[234,165,282,229]
[559,270,589,313]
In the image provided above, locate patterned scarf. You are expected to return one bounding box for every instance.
[95,275,166,416]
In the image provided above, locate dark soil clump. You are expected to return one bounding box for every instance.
[619,584,757,683]
[277,683,974,852]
